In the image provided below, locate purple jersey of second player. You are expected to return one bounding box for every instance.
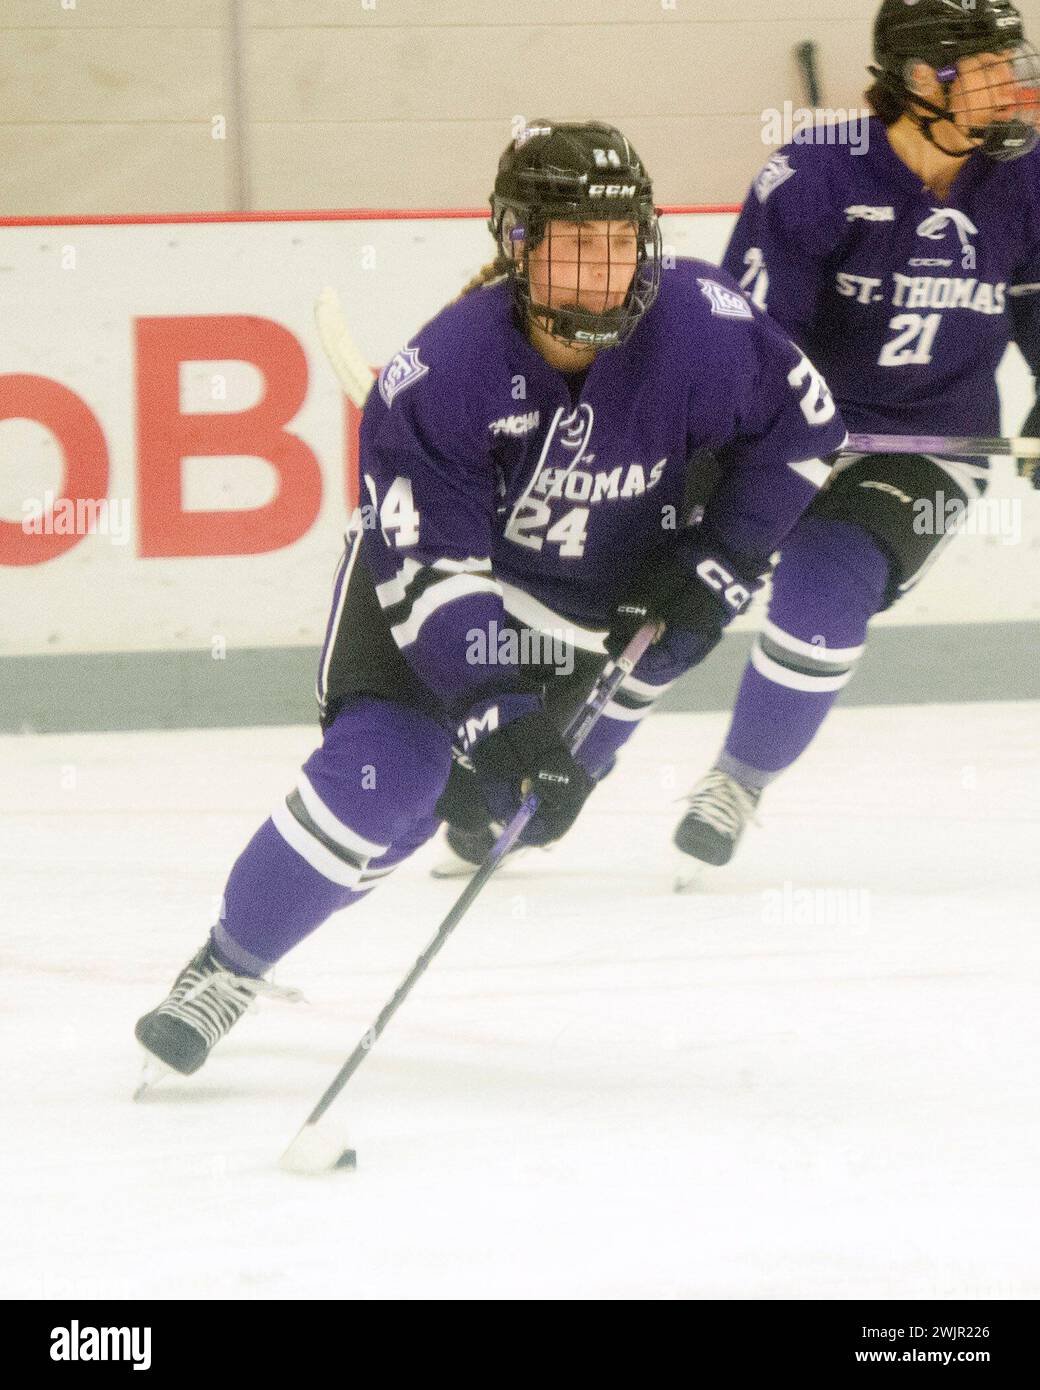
[352,257,848,712]
[725,118,1040,436]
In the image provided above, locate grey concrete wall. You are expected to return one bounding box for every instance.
[1,1,232,214]
[8,0,1033,216]
[4,625,1038,734]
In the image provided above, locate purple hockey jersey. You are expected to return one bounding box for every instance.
[356,258,847,709]
[725,118,1040,435]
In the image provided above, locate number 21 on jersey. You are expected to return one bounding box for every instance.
[878,313,941,367]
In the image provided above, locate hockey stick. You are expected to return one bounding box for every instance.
[844,431,1040,461]
[280,620,659,1174]
[794,39,823,108]
[315,286,376,408]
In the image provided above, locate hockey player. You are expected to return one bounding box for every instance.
[135,121,846,1079]
[674,0,1040,876]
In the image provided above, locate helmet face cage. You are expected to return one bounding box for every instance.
[912,41,1040,158]
[493,199,662,348]
[873,0,1040,159]
[489,123,663,349]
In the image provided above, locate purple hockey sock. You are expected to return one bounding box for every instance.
[211,698,452,973]
[719,516,890,788]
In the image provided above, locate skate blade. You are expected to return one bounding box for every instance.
[133,1052,173,1101]
[430,857,478,880]
[430,844,539,880]
[672,850,720,894]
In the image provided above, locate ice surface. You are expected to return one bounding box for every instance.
[1,704,1038,1300]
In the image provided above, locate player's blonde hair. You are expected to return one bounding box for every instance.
[408,254,511,344]
[454,254,511,301]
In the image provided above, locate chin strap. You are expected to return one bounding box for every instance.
[912,108,976,158]
[870,65,975,157]
[904,70,979,158]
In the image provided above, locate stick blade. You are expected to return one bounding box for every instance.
[314,286,375,408]
[279,1123,357,1175]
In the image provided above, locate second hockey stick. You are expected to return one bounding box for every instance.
[794,39,823,108]
[844,431,1040,462]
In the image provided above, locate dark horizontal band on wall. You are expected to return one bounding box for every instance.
[2,622,1037,736]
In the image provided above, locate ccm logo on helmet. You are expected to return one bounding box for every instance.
[696,558,753,612]
[588,183,638,198]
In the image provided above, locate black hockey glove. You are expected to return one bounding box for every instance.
[435,754,492,835]
[1018,396,1040,488]
[471,711,593,845]
[607,530,763,659]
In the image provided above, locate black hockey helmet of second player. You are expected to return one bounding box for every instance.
[870,0,1040,160]
[489,120,662,349]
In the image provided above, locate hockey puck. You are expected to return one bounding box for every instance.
[334,1148,357,1170]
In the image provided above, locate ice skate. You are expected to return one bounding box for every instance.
[134,941,301,1092]
[430,822,547,879]
[673,769,761,891]
[430,823,498,879]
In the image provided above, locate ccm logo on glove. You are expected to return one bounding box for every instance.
[694,558,753,613]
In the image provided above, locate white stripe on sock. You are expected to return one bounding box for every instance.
[603,699,649,723]
[296,772,388,860]
[761,620,865,665]
[272,802,365,887]
[751,643,854,693]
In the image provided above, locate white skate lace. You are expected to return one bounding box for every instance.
[159,960,303,1049]
[683,770,761,841]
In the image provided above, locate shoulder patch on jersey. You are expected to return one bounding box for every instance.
[378,346,428,407]
[698,278,754,321]
[754,153,796,204]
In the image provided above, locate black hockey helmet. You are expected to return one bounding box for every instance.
[870,0,1040,160]
[489,120,662,348]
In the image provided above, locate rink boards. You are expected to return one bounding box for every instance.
[0,210,1037,730]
